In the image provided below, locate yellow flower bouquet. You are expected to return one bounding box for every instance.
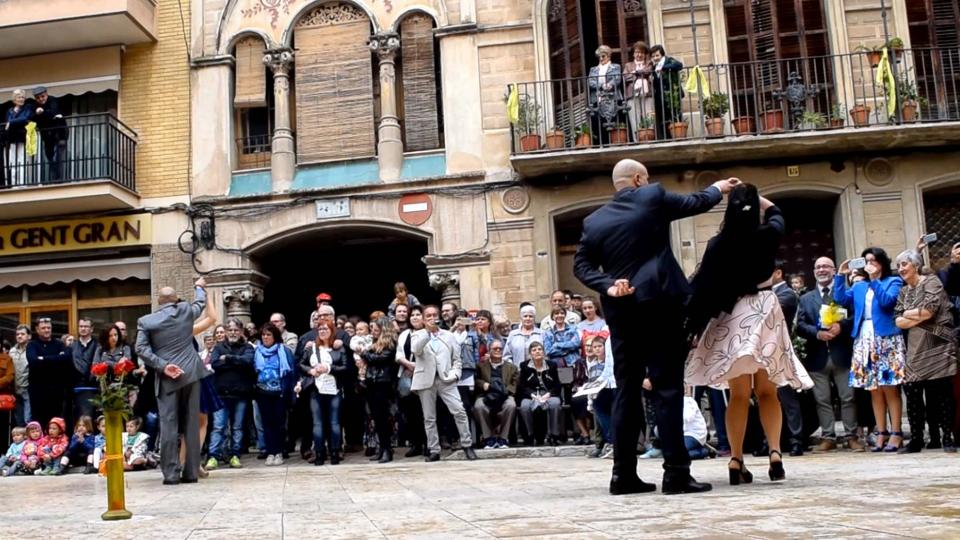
[819,303,848,329]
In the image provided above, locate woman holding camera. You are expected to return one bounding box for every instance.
[834,248,905,452]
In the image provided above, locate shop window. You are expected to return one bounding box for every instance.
[0,287,22,304]
[27,283,72,301]
[79,305,151,341]
[76,278,150,300]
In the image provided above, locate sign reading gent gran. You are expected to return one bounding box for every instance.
[0,215,152,257]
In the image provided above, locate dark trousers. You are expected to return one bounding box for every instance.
[367,381,394,451]
[606,297,690,482]
[778,386,804,446]
[43,139,66,182]
[157,381,200,483]
[286,390,312,455]
[257,392,286,455]
[399,392,425,448]
[73,388,97,424]
[905,376,956,442]
[28,385,70,431]
[695,386,729,450]
[341,381,365,447]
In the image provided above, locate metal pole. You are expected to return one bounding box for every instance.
[880,0,901,123]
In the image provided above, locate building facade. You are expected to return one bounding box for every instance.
[3,0,959,338]
[0,0,194,341]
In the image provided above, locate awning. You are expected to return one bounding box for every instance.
[0,256,150,288]
[0,46,121,97]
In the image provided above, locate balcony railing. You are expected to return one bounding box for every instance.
[235,134,272,171]
[510,47,960,154]
[1,113,137,191]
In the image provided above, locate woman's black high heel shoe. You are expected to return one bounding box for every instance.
[768,450,785,482]
[728,457,753,485]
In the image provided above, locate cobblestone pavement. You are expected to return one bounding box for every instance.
[2,449,958,539]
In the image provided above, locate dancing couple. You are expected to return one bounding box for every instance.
[575,159,811,496]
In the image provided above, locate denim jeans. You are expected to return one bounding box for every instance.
[13,392,31,427]
[210,398,248,460]
[310,390,342,458]
[593,388,615,444]
[253,400,266,452]
[685,435,710,460]
[144,411,159,452]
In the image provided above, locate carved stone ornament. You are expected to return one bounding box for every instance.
[242,0,295,29]
[623,0,644,15]
[429,271,461,295]
[263,49,294,74]
[548,0,564,21]
[501,186,530,214]
[296,2,367,28]
[223,285,265,306]
[864,157,894,187]
[368,32,401,59]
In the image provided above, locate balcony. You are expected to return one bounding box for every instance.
[0,0,156,59]
[1,113,139,220]
[510,47,960,179]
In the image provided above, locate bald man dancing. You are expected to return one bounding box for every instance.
[575,159,738,495]
[136,278,209,485]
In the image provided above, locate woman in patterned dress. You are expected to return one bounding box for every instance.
[834,248,905,452]
[894,250,958,453]
[685,184,812,486]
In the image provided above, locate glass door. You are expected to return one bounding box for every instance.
[0,309,25,345]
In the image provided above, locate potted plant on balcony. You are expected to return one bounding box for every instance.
[574,123,591,147]
[608,122,630,144]
[635,115,656,142]
[799,111,827,131]
[732,114,756,135]
[830,103,846,128]
[849,104,872,126]
[515,96,542,152]
[887,37,904,59]
[545,127,566,149]
[896,77,925,122]
[703,91,729,137]
[855,45,884,68]
[761,104,784,133]
[665,87,688,139]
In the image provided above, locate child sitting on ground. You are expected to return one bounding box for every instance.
[1,427,27,476]
[7,421,43,476]
[350,321,373,383]
[37,417,69,475]
[94,416,107,473]
[122,417,150,471]
[683,388,710,460]
[61,416,96,475]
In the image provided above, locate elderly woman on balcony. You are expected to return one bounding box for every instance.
[650,45,685,140]
[4,89,36,186]
[623,41,654,140]
[587,45,623,145]
[894,250,958,453]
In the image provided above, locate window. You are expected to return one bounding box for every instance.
[397,13,443,152]
[907,0,960,119]
[548,0,648,79]
[233,37,274,170]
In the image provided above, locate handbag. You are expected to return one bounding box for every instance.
[0,394,15,411]
[397,375,413,398]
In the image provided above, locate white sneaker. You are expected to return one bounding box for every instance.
[265,455,276,466]
[273,454,284,466]
[601,444,614,459]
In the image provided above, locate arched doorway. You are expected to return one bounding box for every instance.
[552,202,604,294]
[249,224,440,334]
[922,183,960,270]
[768,192,842,287]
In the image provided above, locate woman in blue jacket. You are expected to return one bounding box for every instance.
[834,247,906,452]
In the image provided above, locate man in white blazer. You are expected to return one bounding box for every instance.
[411,305,478,462]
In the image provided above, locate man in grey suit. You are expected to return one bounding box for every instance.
[136,278,208,485]
[410,305,478,462]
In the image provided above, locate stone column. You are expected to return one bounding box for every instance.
[368,33,404,181]
[222,284,264,323]
[429,270,461,306]
[263,48,295,192]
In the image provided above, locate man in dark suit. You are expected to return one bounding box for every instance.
[795,257,864,452]
[771,259,804,456]
[574,158,738,495]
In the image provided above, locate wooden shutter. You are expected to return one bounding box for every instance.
[594,0,647,66]
[294,3,375,162]
[399,15,440,151]
[548,0,586,80]
[907,0,960,119]
[234,37,266,108]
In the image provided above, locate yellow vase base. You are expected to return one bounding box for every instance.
[101,509,133,521]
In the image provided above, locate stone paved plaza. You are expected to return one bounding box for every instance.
[2,450,959,539]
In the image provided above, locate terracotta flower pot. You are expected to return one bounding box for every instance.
[545,130,566,149]
[668,122,688,139]
[868,51,882,68]
[761,110,784,133]
[830,118,845,128]
[901,101,918,122]
[732,116,755,134]
[608,127,629,144]
[635,128,655,142]
[849,105,871,127]
[519,134,541,152]
[575,133,591,147]
[705,117,725,137]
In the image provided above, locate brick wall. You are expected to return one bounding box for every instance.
[150,244,196,309]
[488,222,537,318]
[120,0,192,199]
[476,0,533,26]
[479,37,535,130]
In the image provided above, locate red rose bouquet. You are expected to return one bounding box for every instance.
[90,358,139,416]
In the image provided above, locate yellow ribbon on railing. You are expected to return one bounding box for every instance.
[506,84,520,124]
[683,65,710,97]
[25,122,38,157]
[875,47,897,118]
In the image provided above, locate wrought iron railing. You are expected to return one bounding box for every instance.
[1,113,137,190]
[235,134,272,171]
[509,47,960,154]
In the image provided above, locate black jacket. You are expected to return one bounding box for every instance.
[210,340,256,399]
[30,96,68,142]
[70,338,101,387]
[574,183,722,308]
[298,345,349,392]
[796,286,854,372]
[774,281,799,333]
[362,346,397,385]
[26,337,72,389]
[518,360,561,401]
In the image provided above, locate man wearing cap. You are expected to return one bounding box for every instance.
[316,293,332,308]
[29,87,68,181]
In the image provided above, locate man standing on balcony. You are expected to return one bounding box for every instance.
[575,158,738,496]
[29,87,68,182]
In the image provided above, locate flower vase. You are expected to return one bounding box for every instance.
[101,410,132,521]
